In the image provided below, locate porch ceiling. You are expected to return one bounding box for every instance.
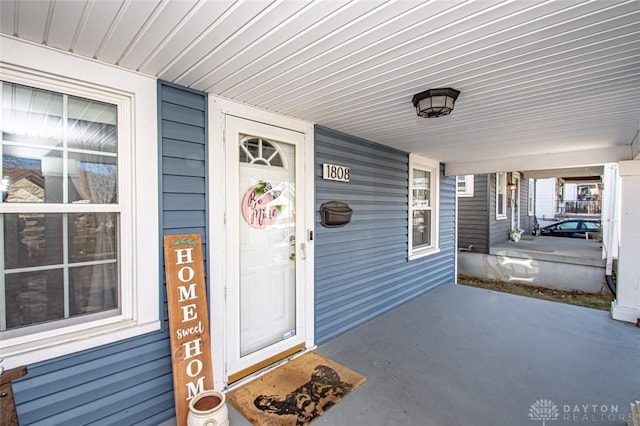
[2,0,639,173]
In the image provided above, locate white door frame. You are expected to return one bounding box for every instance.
[208,96,315,390]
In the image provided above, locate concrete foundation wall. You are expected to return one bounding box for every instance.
[458,251,607,293]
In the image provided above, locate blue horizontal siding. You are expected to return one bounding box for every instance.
[163,175,206,194]
[458,174,490,253]
[314,126,456,344]
[12,81,208,425]
[162,138,206,159]
[161,121,205,144]
[13,328,173,425]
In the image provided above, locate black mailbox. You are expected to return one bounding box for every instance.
[320,201,353,228]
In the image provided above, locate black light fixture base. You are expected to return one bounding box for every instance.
[412,88,460,118]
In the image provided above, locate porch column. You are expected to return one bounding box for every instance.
[611,160,640,324]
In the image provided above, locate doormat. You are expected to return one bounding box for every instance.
[227,351,366,425]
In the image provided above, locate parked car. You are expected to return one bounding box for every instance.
[538,219,601,238]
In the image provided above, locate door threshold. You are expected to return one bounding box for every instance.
[226,344,317,390]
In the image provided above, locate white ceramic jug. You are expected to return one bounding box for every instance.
[186,390,229,426]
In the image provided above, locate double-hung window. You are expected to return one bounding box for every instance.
[456,175,474,197]
[409,154,439,259]
[496,172,507,219]
[0,51,159,368]
[2,81,120,332]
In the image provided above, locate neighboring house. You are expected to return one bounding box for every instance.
[1,38,455,424]
[457,173,534,254]
[535,177,602,223]
[457,173,609,294]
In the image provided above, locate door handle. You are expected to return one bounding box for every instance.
[289,242,306,261]
[289,233,296,260]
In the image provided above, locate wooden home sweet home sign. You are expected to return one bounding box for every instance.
[163,234,213,425]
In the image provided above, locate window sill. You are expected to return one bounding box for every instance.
[0,318,161,369]
[409,247,441,261]
[496,215,507,220]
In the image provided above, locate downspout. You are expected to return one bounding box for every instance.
[605,273,616,296]
[602,164,620,296]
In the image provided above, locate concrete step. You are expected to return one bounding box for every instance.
[629,401,640,426]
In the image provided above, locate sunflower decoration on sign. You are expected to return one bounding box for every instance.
[242,180,283,229]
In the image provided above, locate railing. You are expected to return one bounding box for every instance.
[556,199,601,215]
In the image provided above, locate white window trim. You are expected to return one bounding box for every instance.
[496,172,507,220]
[408,154,440,260]
[0,37,160,369]
[456,175,474,197]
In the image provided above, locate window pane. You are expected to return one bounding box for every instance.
[68,213,118,263]
[69,263,118,316]
[413,169,430,208]
[240,138,284,167]
[69,153,117,204]
[241,138,260,163]
[5,269,64,329]
[4,213,63,269]
[2,82,64,147]
[67,96,117,153]
[2,147,63,203]
[583,221,599,231]
[557,221,579,230]
[412,209,431,248]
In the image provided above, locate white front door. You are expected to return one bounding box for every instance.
[224,116,307,384]
[511,172,521,230]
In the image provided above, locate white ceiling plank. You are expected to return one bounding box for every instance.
[117,0,199,70]
[195,0,352,93]
[337,112,640,158]
[136,0,230,76]
[71,0,123,58]
[46,0,88,51]
[0,0,17,37]
[14,0,50,42]
[258,1,565,110]
[296,36,640,124]
[217,0,396,98]
[179,0,316,89]
[95,0,162,65]
[267,3,639,115]
[158,0,273,83]
[239,0,484,106]
[138,0,240,77]
[293,43,638,122]
[308,72,636,131]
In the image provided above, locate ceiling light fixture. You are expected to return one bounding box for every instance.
[412,88,460,118]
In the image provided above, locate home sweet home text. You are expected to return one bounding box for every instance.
[163,234,214,426]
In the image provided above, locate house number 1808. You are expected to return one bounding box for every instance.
[323,163,350,182]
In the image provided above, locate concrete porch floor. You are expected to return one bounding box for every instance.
[228,284,639,426]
